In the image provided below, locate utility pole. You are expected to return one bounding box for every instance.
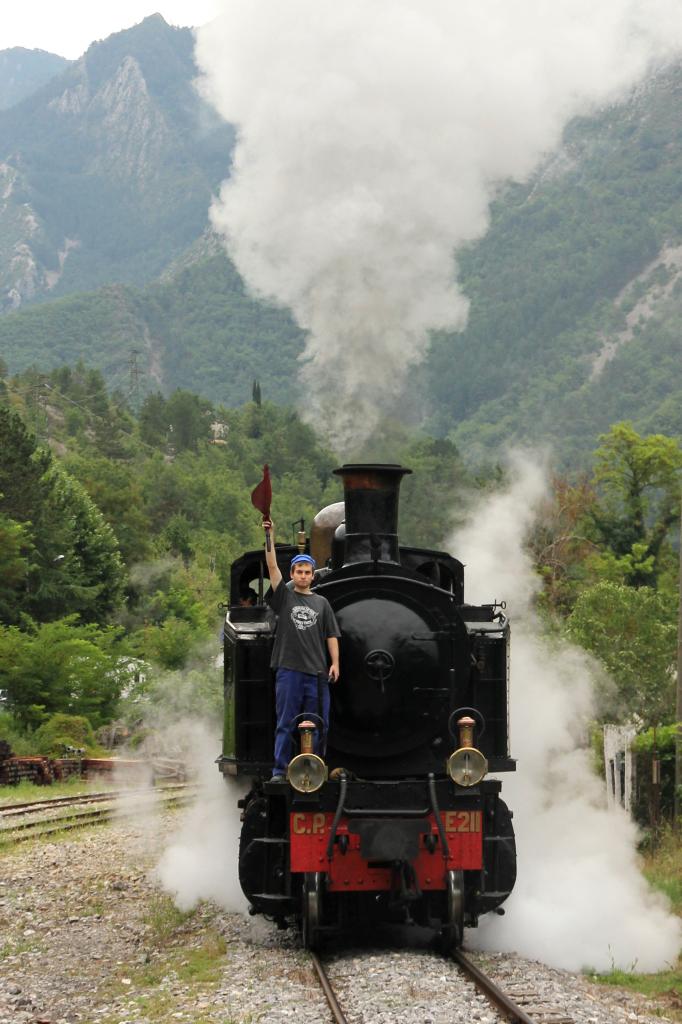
[129,350,141,413]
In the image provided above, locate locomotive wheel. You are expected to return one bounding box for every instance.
[301,872,324,951]
[441,869,464,954]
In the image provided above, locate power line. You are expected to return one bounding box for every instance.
[1,378,160,457]
[41,382,162,455]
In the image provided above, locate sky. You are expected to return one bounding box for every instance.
[1,2,220,59]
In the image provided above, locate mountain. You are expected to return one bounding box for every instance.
[421,62,682,465]
[0,48,70,110]
[0,241,304,406]
[0,20,681,467]
[0,15,232,311]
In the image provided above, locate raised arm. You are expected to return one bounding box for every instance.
[263,518,282,590]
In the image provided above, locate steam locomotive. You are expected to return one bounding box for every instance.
[220,464,516,949]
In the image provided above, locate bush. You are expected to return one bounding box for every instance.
[0,710,33,755]
[32,713,104,757]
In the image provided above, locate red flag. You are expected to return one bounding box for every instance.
[251,464,272,551]
[251,464,272,518]
[249,464,270,516]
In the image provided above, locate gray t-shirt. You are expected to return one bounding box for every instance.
[270,584,340,676]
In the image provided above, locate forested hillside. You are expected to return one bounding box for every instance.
[0,248,304,406]
[0,361,678,777]
[424,64,682,464]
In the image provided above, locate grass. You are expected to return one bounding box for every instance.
[593,963,682,1006]
[143,893,197,942]
[643,829,682,914]
[0,937,43,958]
[129,990,176,1020]
[176,934,228,984]
[0,776,119,807]
[590,826,682,1020]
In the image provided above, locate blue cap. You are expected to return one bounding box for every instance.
[291,554,316,569]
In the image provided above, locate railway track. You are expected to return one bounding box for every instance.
[0,784,197,844]
[0,782,190,817]
[310,947,576,1024]
[454,949,575,1024]
[311,952,348,1024]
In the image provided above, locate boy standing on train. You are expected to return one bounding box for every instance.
[263,519,340,782]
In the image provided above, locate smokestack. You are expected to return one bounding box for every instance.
[333,463,411,565]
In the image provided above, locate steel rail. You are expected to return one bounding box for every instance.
[310,953,349,1024]
[0,783,193,817]
[0,791,195,844]
[454,949,541,1024]
[1,792,120,816]
[3,807,110,840]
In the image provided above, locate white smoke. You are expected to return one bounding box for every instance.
[155,721,249,914]
[109,653,249,913]
[453,452,681,972]
[195,0,682,448]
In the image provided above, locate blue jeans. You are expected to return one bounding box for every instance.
[273,669,330,776]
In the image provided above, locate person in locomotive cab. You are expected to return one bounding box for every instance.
[263,518,340,782]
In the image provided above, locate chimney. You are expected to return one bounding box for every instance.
[332,463,411,565]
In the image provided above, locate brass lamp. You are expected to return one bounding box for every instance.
[446,715,488,787]
[288,721,328,793]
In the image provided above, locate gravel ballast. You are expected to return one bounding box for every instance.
[0,814,674,1023]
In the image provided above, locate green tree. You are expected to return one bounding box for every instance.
[63,452,151,564]
[143,616,194,670]
[0,617,129,730]
[0,511,31,623]
[166,389,213,452]
[46,464,127,622]
[0,407,126,623]
[139,391,169,448]
[397,435,470,548]
[530,474,597,616]
[0,405,52,523]
[588,423,682,588]
[567,581,677,726]
[162,513,195,565]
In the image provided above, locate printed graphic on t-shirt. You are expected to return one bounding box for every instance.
[291,605,319,630]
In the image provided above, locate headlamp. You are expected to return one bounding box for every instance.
[288,752,328,793]
[446,746,487,787]
[446,714,487,787]
[288,720,328,793]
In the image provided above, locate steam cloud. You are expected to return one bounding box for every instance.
[132,669,249,913]
[156,720,249,914]
[196,0,682,448]
[452,453,681,972]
